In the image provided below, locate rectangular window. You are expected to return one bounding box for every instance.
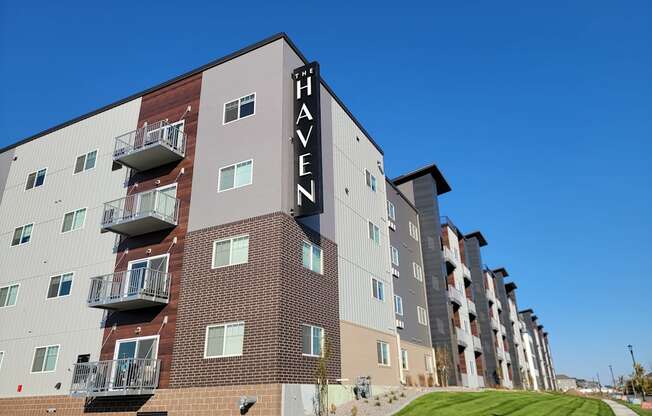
[204,322,245,358]
[0,284,19,308]
[61,208,86,233]
[387,201,396,220]
[365,169,377,192]
[47,273,73,299]
[74,150,97,174]
[409,221,419,241]
[11,224,33,246]
[25,168,47,190]
[413,262,423,281]
[376,341,390,366]
[218,160,253,192]
[372,277,385,301]
[394,295,403,316]
[0,351,4,371]
[223,93,256,124]
[401,348,409,370]
[212,236,249,268]
[302,241,323,274]
[368,221,380,245]
[425,354,434,373]
[301,324,324,357]
[417,306,428,326]
[31,345,59,373]
[390,246,400,266]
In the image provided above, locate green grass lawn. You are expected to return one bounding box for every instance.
[395,391,613,416]
[615,399,652,416]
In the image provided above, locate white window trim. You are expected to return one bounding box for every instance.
[60,207,88,234]
[413,262,423,282]
[24,167,48,191]
[0,283,19,308]
[72,149,99,175]
[401,348,409,370]
[217,159,254,193]
[222,92,257,125]
[301,324,325,358]
[371,277,385,302]
[204,321,245,359]
[113,335,160,361]
[409,221,419,241]
[211,234,250,269]
[30,344,60,374]
[302,241,324,274]
[390,246,399,266]
[11,223,34,247]
[46,272,75,300]
[394,295,403,316]
[364,169,377,192]
[0,351,4,371]
[377,341,391,367]
[368,220,380,245]
[417,306,428,326]
[387,201,396,221]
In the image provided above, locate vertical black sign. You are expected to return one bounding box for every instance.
[293,62,323,217]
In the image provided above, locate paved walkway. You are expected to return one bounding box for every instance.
[602,399,638,416]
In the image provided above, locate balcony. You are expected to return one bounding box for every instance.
[461,263,471,279]
[70,358,160,397]
[501,323,507,335]
[448,286,465,306]
[101,189,179,236]
[87,269,171,310]
[467,299,477,316]
[456,328,470,348]
[472,335,483,353]
[490,317,501,331]
[113,120,186,171]
[486,290,496,304]
[496,348,505,361]
[442,246,457,266]
[505,352,511,363]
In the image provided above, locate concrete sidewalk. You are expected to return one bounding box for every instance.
[602,399,638,416]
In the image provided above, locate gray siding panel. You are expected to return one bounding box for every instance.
[0,149,15,206]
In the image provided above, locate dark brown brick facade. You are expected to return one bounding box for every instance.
[170,212,341,387]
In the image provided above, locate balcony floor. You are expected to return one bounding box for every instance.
[114,143,184,171]
[70,387,156,397]
[88,293,168,310]
[102,214,176,236]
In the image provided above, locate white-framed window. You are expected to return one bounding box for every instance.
[365,169,377,192]
[390,246,400,266]
[413,262,423,281]
[302,324,324,357]
[387,201,396,221]
[11,223,33,246]
[74,150,97,174]
[0,284,19,308]
[376,341,390,366]
[368,221,380,245]
[417,306,428,326]
[223,93,256,124]
[204,322,245,358]
[61,208,87,233]
[212,235,249,268]
[409,221,419,241]
[0,351,4,371]
[25,168,47,190]
[425,354,434,373]
[47,273,73,299]
[31,345,59,373]
[372,277,385,301]
[401,348,409,370]
[218,159,253,192]
[394,295,403,316]
[302,241,323,274]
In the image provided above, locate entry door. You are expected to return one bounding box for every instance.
[113,337,158,389]
[127,255,168,296]
[155,185,177,220]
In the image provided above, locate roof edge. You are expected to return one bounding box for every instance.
[465,231,488,247]
[392,163,452,195]
[386,178,418,211]
[492,267,509,277]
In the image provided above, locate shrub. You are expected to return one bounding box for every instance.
[375,401,381,407]
[351,406,358,416]
[330,403,336,414]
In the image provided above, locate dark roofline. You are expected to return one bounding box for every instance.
[492,267,509,277]
[532,315,539,321]
[1,32,384,156]
[465,231,488,247]
[392,163,452,195]
[386,178,418,212]
[537,324,544,330]
[505,282,518,292]
[519,308,533,314]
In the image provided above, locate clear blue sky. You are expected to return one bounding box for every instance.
[1,1,650,382]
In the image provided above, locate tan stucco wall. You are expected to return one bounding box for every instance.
[399,339,437,387]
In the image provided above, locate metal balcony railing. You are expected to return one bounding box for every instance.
[101,189,179,236]
[442,246,457,266]
[491,316,501,331]
[467,299,477,316]
[88,268,171,310]
[70,358,160,397]
[505,352,512,363]
[448,286,465,306]
[486,290,496,304]
[501,323,507,335]
[472,335,483,352]
[461,263,472,279]
[113,120,186,171]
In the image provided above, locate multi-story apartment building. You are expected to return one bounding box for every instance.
[519,309,558,391]
[504,282,531,390]
[483,268,513,388]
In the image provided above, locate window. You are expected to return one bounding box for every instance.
[61,208,86,233]
[47,273,73,299]
[31,345,59,373]
[223,93,256,124]
[0,284,19,307]
[212,236,249,268]
[417,306,428,326]
[0,351,4,371]
[372,277,385,301]
[11,224,33,246]
[401,348,409,370]
[394,295,403,316]
[425,354,434,373]
[204,322,245,358]
[387,201,396,221]
[413,262,423,281]
[74,150,97,174]
[25,168,47,190]
[302,324,324,357]
[302,241,323,274]
[390,246,399,266]
[365,169,377,192]
[368,221,380,245]
[376,341,390,366]
[218,160,253,192]
[409,221,419,241]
